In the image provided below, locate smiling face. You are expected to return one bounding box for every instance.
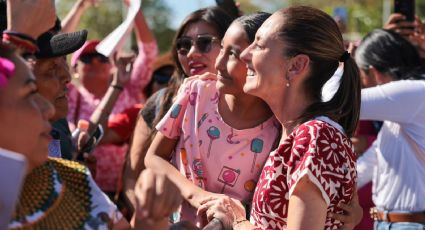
[215,22,251,95]
[177,21,221,76]
[33,56,71,121]
[241,13,290,101]
[0,51,55,171]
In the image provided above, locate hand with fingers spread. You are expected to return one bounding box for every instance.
[112,54,136,88]
[178,72,218,95]
[182,72,218,86]
[197,195,247,230]
[134,169,182,223]
[329,188,363,230]
[7,0,57,39]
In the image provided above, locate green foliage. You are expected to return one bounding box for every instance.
[56,0,175,53]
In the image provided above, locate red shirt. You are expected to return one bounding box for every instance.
[251,119,357,229]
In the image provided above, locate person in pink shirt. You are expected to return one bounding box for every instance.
[67,3,158,194]
[197,6,362,230]
[145,12,280,228]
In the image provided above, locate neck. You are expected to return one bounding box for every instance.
[264,88,311,139]
[219,93,273,129]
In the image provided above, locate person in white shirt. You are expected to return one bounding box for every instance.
[355,28,425,229]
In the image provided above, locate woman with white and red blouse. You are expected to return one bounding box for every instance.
[197,6,361,230]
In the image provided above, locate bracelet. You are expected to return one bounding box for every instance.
[232,218,249,228]
[2,31,39,54]
[3,30,37,44]
[110,84,124,91]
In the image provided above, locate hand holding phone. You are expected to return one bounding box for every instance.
[394,0,415,22]
[215,0,239,18]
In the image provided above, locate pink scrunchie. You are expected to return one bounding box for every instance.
[0,57,15,88]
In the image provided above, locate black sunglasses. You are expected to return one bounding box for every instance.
[176,35,220,56]
[79,53,110,64]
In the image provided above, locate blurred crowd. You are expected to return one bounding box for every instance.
[0,0,424,229]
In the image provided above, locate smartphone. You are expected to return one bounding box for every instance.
[394,0,415,22]
[0,149,27,229]
[215,0,239,18]
[76,124,104,161]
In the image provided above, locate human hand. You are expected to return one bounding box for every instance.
[134,169,182,222]
[384,13,416,37]
[7,0,56,39]
[197,196,246,230]
[351,136,368,155]
[111,54,135,88]
[82,153,97,177]
[77,0,101,10]
[404,17,425,58]
[329,189,363,230]
[178,72,217,95]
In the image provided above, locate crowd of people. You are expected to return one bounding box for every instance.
[0,0,424,229]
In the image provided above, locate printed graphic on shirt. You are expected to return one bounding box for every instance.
[206,126,220,158]
[218,166,240,193]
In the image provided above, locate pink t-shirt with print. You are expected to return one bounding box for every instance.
[156,80,280,225]
[250,119,357,230]
[68,41,158,192]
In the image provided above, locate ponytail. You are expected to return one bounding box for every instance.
[299,57,361,137]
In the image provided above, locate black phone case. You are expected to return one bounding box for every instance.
[394,0,415,21]
[216,0,239,18]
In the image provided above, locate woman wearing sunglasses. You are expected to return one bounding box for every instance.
[123,6,234,216]
[143,12,282,228]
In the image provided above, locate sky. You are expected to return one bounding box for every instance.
[163,0,217,29]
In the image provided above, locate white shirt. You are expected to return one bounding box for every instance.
[358,80,425,211]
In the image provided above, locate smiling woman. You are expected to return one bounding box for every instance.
[0,43,130,230]
[143,12,279,228]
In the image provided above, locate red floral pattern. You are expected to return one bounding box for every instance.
[251,120,357,229]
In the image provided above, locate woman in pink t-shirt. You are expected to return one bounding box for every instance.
[145,12,280,227]
[197,6,361,230]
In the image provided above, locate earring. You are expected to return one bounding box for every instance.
[285,76,290,87]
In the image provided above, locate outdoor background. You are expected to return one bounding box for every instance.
[56,0,425,54]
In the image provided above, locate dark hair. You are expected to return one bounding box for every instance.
[276,6,360,137]
[153,7,234,126]
[0,0,6,33]
[141,7,234,152]
[355,29,425,81]
[233,12,271,43]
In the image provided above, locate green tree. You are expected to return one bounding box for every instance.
[238,0,425,37]
[56,0,175,53]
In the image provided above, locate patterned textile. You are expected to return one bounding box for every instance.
[250,119,357,230]
[9,158,122,230]
[67,41,158,191]
[157,79,280,225]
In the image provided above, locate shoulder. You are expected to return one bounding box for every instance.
[291,119,351,150]
[363,80,425,97]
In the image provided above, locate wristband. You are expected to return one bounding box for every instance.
[2,32,39,54]
[233,218,249,228]
[3,30,37,44]
[110,84,124,91]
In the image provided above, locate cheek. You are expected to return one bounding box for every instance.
[178,56,190,74]
[37,80,60,103]
[206,48,221,68]
[230,62,248,86]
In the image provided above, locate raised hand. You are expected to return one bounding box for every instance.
[111,54,135,88]
[384,13,416,37]
[7,0,56,39]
